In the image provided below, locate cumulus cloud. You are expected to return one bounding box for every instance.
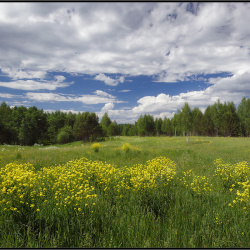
[101,102,114,112]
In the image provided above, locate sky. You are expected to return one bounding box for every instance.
[0,2,250,124]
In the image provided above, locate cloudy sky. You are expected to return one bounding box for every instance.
[0,2,250,123]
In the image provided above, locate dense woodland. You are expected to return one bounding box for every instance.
[0,97,249,145]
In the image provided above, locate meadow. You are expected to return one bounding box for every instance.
[0,136,249,247]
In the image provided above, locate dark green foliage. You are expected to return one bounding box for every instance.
[210,100,224,136]
[220,102,240,137]
[181,102,192,141]
[73,112,102,142]
[237,97,250,137]
[18,107,47,146]
[202,105,215,136]
[100,113,119,137]
[191,107,203,136]
[108,121,119,136]
[137,114,155,136]
[155,118,163,136]
[57,126,74,144]
[100,113,111,136]
[161,117,173,136]
[47,111,66,143]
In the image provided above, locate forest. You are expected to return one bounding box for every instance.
[0,97,249,146]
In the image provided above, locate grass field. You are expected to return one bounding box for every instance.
[0,136,250,247]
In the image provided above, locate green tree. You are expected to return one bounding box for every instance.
[100,113,112,136]
[65,112,76,129]
[136,115,147,136]
[210,100,225,136]
[47,111,66,143]
[161,117,173,136]
[0,102,12,125]
[108,121,119,136]
[181,102,192,142]
[155,118,163,136]
[9,106,28,144]
[136,114,155,136]
[0,102,13,144]
[18,107,47,145]
[171,112,181,136]
[57,125,74,144]
[237,97,250,137]
[191,107,203,136]
[73,112,102,142]
[202,105,214,136]
[221,102,240,137]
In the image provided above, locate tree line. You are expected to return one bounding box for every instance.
[123,98,250,138]
[0,97,249,145]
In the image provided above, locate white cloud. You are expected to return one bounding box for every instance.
[25,91,123,105]
[94,73,125,86]
[0,2,250,89]
[1,68,47,79]
[44,109,83,114]
[119,89,131,93]
[0,2,250,84]
[97,108,138,124]
[0,93,19,98]
[93,90,114,98]
[101,102,114,112]
[0,75,72,90]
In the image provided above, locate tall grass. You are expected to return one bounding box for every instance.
[0,136,249,247]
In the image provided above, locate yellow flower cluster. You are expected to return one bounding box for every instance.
[180,169,212,195]
[126,157,176,192]
[214,159,249,188]
[0,157,176,217]
[41,159,97,210]
[0,159,97,214]
[121,143,141,153]
[229,180,249,212]
[0,162,37,213]
[190,175,213,195]
[0,156,177,216]
[91,143,103,152]
[82,159,121,192]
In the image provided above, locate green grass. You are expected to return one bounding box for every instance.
[0,136,250,247]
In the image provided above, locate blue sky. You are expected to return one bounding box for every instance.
[0,2,249,123]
